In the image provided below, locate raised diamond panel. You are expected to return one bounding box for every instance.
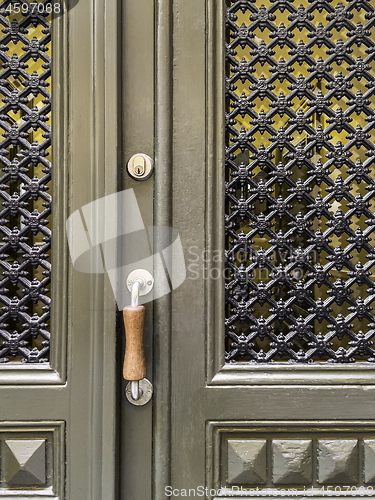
[227,439,267,485]
[317,439,358,484]
[272,439,312,484]
[364,439,375,484]
[3,439,46,486]
[0,422,64,496]
[211,423,375,493]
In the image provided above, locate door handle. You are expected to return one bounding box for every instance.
[123,270,153,406]
[123,280,146,399]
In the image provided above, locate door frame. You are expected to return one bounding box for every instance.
[64,0,120,497]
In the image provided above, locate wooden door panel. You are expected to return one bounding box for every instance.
[162,1,375,499]
[0,0,119,498]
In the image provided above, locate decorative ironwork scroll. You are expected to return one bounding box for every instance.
[225,0,375,362]
[0,2,51,362]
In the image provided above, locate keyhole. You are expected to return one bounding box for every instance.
[133,156,145,176]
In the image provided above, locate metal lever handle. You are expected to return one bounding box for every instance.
[123,269,153,406]
[123,281,146,401]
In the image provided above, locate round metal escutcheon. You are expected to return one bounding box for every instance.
[126,269,154,296]
[127,153,154,181]
[125,378,153,406]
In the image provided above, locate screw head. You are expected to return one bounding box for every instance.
[127,279,132,286]
[147,280,152,286]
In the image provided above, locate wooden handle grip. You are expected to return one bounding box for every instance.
[123,305,146,380]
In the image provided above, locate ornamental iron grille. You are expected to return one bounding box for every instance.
[225,0,375,363]
[0,2,51,362]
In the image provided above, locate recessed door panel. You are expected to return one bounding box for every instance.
[225,0,375,364]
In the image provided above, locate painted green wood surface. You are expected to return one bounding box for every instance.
[0,0,119,497]
[152,0,375,498]
[3,0,372,498]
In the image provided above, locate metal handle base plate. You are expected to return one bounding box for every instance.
[125,378,153,406]
[126,269,154,296]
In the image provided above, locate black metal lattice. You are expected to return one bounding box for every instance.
[0,2,51,362]
[225,0,375,363]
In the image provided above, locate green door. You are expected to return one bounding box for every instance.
[0,0,118,498]
[125,0,375,498]
[2,0,375,498]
